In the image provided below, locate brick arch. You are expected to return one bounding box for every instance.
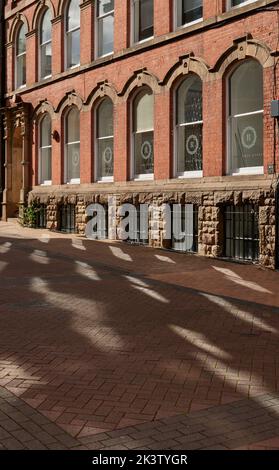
[32,0,56,31]
[213,36,274,76]
[32,101,56,121]
[121,70,161,100]
[84,82,118,110]
[163,54,210,89]
[56,92,84,117]
[57,0,77,16]
[9,13,30,43]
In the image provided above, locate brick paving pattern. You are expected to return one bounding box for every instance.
[0,384,279,450]
[0,220,279,449]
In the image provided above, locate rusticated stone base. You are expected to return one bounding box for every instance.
[28,186,277,270]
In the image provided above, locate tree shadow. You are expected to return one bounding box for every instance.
[0,229,279,445]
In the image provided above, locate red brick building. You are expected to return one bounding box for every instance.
[1,0,279,267]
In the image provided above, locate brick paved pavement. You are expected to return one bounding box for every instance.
[0,220,279,449]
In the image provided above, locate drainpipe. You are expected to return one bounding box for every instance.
[0,0,5,219]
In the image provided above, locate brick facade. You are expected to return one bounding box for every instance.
[1,0,279,268]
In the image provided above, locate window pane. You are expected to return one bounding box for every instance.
[178,0,203,26]
[230,61,263,116]
[231,0,246,6]
[17,24,26,54]
[41,115,51,147]
[67,0,80,30]
[98,14,114,56]
[134,90,154,132]
[134,131,154,175]
[67,143,80,180]
[66,108,80,143]
[229,113,263,171]
[98,137,114,178]
[97,99,113,137]
[177,75,202,124]
[41,9,51,44]
[67,29,80,67]
[134,0,153,42]
[41,42,52,78]
[97,0,114,16]
[177,124,202,173]
[41,147,52,182]
[16,54,26,87]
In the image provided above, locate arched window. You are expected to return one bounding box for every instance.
[132,0,154,44]
[175,75,203,177]
[96,98,114,181]
[65,108,80,183]
[40,9,52,79]
[228,60,263,175]
[16,23,27,88]
[132,88,154,179]
[65,0,80,69]
[39,114,52,184]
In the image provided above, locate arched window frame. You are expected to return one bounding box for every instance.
[64,107,80,184]
[39,9,52,80]
[65,0,80,70]
[131,0,154,45]
[15,22,27,89]
[227,59,264,176]
[131,87,154,181]
[39,114,52,185]
[174,74,203,178]
[95,98,114,183]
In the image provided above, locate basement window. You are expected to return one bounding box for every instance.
[59,204,76,233]
[224,204,259,261]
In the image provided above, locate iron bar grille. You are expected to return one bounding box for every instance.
[59,204,76,233]
[36,205,47,229]
[171,204,199,253]
[225,204,259,261]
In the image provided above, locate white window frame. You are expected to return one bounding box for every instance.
[39,115,52,186]
[65,0,80,70]
[226,63,264,176]
[131,89,154,181]
[15,24,27,89]
[131,0,154,46]
[174,0,203,31]
[64,108,80,185]
[95,100,114,183]
[228,0,257,11]
[39,9,52,80]
[95,0,114,59]
[173,78,203,179]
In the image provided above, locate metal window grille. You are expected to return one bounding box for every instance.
[171,204,198,253]
[36,205,47,229]
[225,204,259,261]
[59,204,76,233]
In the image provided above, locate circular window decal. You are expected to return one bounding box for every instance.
[73,152,80,167]
[103,146,113,164]
[141,141,152,160]
[241,126,257,150]
[186,135,199,156]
